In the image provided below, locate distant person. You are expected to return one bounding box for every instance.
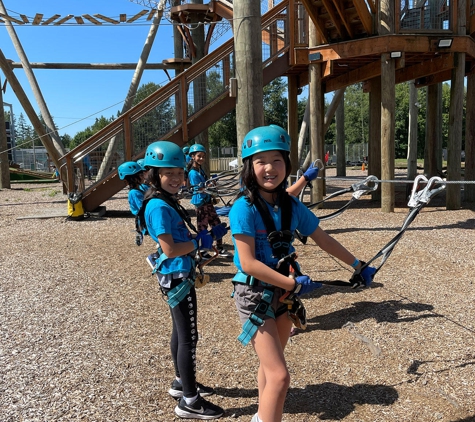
[325,150,330,165]
[118,161,149,216]
[187,143,231,259]
[83,155,92,181]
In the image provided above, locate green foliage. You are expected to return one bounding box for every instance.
[263,78,288,126]
[343,83,369,144]
[70,116,115,149]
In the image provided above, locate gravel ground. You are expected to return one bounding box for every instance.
[1,171,475,422]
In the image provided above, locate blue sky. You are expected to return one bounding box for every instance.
[1,0,190,137]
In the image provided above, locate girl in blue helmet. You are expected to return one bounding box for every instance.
[141,140,226,420]
[229,126,376,422]
[187,143,231,259]
[118,161,149,216]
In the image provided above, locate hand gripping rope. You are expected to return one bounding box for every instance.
[350,175,446,288]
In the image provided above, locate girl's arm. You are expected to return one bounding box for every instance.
[158,234,196,258]
[309,226,362,270]
[287,176,307,197]
[234,234,296,290]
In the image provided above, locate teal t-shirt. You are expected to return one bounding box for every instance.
[144,197,194,274]
[229,195,319,277]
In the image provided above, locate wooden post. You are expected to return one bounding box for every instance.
[0,0,66,157]
[465,72,475,202]
[424,84,441,178]
[407,80,418,182]
[369,77,382,201]
[336,92,346,177]
[446,0,466,209]
[308,20,325,203]
[234,0,264,161]
[380,1,395,212]
[0,77,11,189]
[288,75,299,178]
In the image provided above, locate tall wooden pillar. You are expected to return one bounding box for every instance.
[465,72,475,202]
[234,0,264,160]
[380,1,395,212]
[0,77,11,189]
[369,77,382,201]
[308,21,325,203]
[446,0,466,209]
[407,81,418,181]
[424,84,441,178]
[288,75,300,176]
[336,93,346,177]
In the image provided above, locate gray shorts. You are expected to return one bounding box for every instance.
[233,282,289,326]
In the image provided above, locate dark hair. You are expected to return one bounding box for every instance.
[124,172,143,190]
[236,151,292,204]
[143,168,161,201]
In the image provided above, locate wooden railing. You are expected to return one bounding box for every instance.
[60,0,296,210]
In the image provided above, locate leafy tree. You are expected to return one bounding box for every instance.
[70,116,114,149]
[264,78,288,126]
[343,83,369,144]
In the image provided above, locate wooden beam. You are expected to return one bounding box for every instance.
[9,62,173,70]
[147,9,156,21]
[83,14,102,25]
[42,14,61,25]
[321,0,350,38]
[20,14,29,24]
[54,14,74,25]
[74,16,84,25]
[301,0,328,44]
[94,14,119,24]
[32,13,43,25]
[127,10,148,23]
[326,60,381,92]
[120,14,126,22]
[300,35,475,65]
[352,0,373,34]
[396,54,454,84]
[0,13,24,25]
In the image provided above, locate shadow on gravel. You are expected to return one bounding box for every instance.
[219,382,398,420]
[306,299,438,332]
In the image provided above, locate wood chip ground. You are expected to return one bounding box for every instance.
[1,170,474,422]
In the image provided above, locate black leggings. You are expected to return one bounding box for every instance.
[163,280,198,398]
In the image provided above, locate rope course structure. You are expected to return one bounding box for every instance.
[0,8,159,26]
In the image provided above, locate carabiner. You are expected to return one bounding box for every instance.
[407,175,429,207]
[351,175,379,200]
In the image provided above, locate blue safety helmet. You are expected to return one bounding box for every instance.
[118,161,143,180]
[144,141,186,168]
[182,146,190,155]
[241,125,291,160]
[189,143,207,155]
[136,158,145,170]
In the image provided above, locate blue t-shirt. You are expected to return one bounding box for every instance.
[144,197,194,274]
[188,167,210,207]
[128,184,149,216]
[229,195,319,278]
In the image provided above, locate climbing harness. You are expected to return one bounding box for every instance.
[349,175,446,288]
[234,192,310,344]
